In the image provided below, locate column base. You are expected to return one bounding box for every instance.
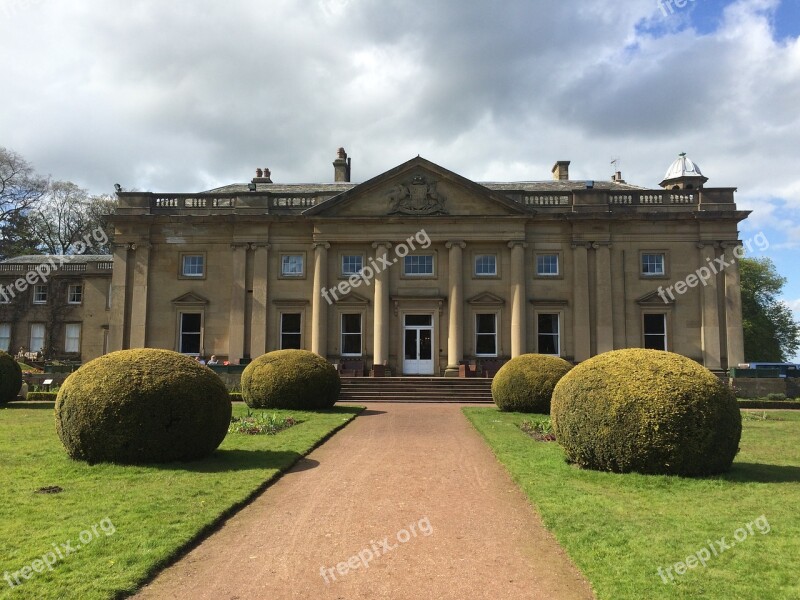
[444,365,461,378]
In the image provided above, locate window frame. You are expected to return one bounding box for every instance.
[32,284,48,305]
[402,254,435,278]
[279,312,303,350]
[67,283,83,305]
[340,253,365,278]
[340,313,363,357]
[473,254,498,278]
[474,312,499,357]
[177,311,204,356]
[0,323,11,351]
[535,253,561,278]
[29,323,46,353]
[642,312,668,351]
[64,323,81,353]
[179,252,207,280]
[279,253,306,279]
[640,251,668,278]
[535,312,561,356]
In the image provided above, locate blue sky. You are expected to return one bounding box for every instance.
[0,0,798,359]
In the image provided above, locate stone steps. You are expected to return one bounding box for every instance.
[339,377,494,403]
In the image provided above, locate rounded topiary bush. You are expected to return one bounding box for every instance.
[55,349,231,464]
[551,349,741,476]
[492,354,573,413]
[0,351,23,403]
[241,349,340,409]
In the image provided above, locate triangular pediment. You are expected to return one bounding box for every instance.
[467,292,506,306]
[304,156,528,218]
[171,291,210,306]
[331,291,370,305]
[637,290,675,306]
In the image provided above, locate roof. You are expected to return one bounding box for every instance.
[204,179,646,195]
[0,255,113,264]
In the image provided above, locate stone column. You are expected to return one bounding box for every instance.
[107,242,131,351]
[128,242,151,349]
[311,242,330,357]
[445,241,466,376]
[508,241,527,357]
[724,243,745,368]
[250,243,270,358]
[594,242,614,353]
[572,242,591,362]
[699,243,722,370]
[372,242,392,368]
[228,243,248,363]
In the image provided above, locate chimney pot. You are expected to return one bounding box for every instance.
[256,168,263,178]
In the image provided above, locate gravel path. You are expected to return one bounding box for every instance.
[134,403,594,599]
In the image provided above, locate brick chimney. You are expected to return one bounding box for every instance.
[251,167,272,184]
[612,170,626,184]
[333,147,351,182]
[551,161,570,181]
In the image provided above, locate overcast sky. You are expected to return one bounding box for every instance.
[2,0,798,358]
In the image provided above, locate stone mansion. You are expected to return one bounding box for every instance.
[0,150,748,375]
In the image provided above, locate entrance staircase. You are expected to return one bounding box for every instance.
[339,377,494,404]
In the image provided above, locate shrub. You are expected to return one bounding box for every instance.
[0,351,23,403]
[492,354,572,413]
[551,349,741,476]
[766,393,787,401]
[241,350,340,409]
[25,391,58,402]
[55,349,232,464]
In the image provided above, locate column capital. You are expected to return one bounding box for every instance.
[250,242,271,250]
[721,240,743,249]
[445,240,466,250]
[570,241,591,250]
[230,242,249,251]
[371,241,393,250]
[507,241,528,249]
[312,241,331,250]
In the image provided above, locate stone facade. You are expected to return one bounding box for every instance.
[101,151,748,375]
[0,255,112,360]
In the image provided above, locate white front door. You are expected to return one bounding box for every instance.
[403,314,434,375]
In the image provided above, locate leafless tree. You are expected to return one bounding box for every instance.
[29,184,117,255]
[0,147,47,258]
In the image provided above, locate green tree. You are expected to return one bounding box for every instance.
[740,257,800,362]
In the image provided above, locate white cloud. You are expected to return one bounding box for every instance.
[0,0,797,210]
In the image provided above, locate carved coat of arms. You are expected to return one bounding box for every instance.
[386,175,448,215]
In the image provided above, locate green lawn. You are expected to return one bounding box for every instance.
[464,408,800,600]
[1,402,362,600]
